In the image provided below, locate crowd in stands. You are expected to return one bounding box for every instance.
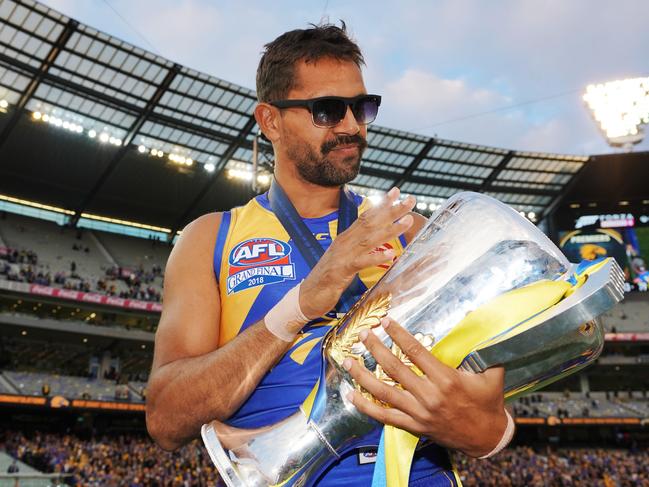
[459,445,649,486]
[102,264,163,302]
[2,430,220,486]
[2,429,648,486]
[0,245,164,303]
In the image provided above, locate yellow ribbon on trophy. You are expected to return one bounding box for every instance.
[380,258,610,487]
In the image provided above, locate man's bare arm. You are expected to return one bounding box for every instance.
[146,214,294,451]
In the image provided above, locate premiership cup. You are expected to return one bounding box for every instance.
[202,192,624,487]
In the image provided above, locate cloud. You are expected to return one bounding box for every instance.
[380,69,509,130]
[377,69,534,149]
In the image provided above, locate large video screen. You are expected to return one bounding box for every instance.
[558,212,649,292]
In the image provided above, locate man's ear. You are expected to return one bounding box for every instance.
[254,103,281,143]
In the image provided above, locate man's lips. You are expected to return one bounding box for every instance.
[330,144,359,152]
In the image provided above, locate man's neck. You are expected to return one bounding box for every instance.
[274,166,341,218]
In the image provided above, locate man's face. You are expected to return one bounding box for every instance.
[276,57,369,187]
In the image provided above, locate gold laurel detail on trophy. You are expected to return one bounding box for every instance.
[329,293,392,367]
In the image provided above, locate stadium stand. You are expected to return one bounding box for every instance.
[0,451,56,487]
[0,326,152,402]
[0,213,106,284]
[600,295,649,332]
[0,212,168,303]
[2,371,141,403]
[512,391,649,419]
[94,231,168,272]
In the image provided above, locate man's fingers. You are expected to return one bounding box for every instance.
[369,188,416,223]
[387,196,416,222]
[367,216,413,252]
[382,317,454,381]
[357,326,426,394]
[346,390,427,435]
[354,248,396,270]
[343,356,421,417]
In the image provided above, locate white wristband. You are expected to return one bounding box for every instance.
[264,282,310,342]
[478,408,515,459]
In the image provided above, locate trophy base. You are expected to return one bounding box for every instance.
[201,422,246,487]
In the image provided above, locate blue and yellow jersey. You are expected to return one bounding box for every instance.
[213,190,458,486]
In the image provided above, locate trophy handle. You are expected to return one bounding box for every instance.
[460,258,625,399]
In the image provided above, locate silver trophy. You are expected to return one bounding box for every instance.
[202,192,624,487]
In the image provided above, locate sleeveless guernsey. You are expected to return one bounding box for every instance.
[213,190,459,486]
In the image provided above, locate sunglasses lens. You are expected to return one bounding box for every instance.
[312,99,347,127]
[352,96,380,124]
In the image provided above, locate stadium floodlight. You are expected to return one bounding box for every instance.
[204,163,215,172]
[138,145,147,153]
[227,168,253,181]
[88,129,96,138]
[256,174,270,186]
[583,77,649,148]
[416,201,428,211]
[168,153,194,166]
[32,111,42,120]
[99,132,109,143]
[0,99,7,109]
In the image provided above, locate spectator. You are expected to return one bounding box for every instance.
[7,459,19,473]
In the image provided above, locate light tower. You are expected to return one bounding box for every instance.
[583,77,649,151]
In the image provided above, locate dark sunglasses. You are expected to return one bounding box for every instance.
[270,94,381,128]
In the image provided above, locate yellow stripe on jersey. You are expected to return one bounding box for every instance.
[218,198,290,345]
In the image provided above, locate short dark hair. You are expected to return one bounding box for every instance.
[256,22,365,103]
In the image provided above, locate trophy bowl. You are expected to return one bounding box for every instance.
[202,191,625,487]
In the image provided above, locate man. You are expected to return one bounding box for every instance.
[147,23,509,485]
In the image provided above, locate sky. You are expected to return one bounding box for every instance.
[40,0,649,156]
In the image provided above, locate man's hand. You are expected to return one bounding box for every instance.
[343,317,509,458]
[300,187,416,319]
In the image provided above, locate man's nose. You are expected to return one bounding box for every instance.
[333,105,361,136]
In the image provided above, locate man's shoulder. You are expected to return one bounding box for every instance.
[172,212,223,258]
[182,212,223,235]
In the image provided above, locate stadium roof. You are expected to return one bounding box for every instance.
[0,0,591,234]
